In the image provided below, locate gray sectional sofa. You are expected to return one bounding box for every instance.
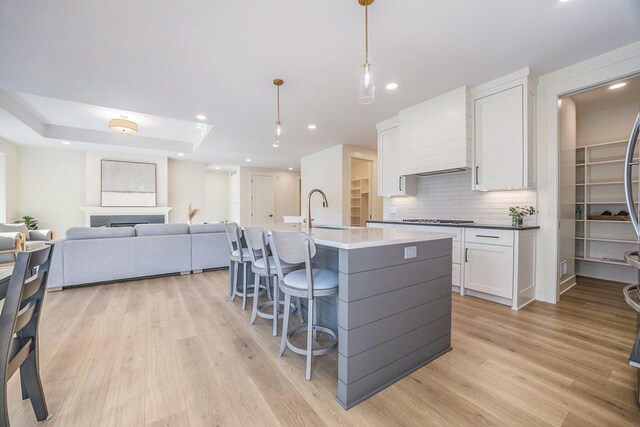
[49,223,229,289]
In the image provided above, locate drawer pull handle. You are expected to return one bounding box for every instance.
[465,248,469,262]
[475,234,499,239]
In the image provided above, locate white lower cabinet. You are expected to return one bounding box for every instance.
[463,229,536,310]
[367,222,536,310]
[464,242,514,299]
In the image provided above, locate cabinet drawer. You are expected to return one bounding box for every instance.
[464,229,514,246]
[395,224,462,241]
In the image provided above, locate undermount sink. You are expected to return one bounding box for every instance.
[313,225,350,230]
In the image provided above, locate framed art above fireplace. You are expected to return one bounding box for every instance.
[101,160,157,207]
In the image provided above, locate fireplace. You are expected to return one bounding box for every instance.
[80,207,173,227]
[90,215,165,227]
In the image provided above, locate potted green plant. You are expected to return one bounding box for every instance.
[16,215,39,230]
[508,206,535,227]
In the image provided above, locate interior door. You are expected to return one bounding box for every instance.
[251,174,275,227]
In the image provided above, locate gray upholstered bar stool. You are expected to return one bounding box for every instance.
[224,222,253,310]
[269,231,339,380]
[244,226,298,336]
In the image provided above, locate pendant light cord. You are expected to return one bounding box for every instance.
[365,3,369,65]
[277,85,280,123]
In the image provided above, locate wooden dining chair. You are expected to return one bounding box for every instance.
[0,245,54,425]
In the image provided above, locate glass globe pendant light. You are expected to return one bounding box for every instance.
[273,79,284,147]
[358,0,375,104]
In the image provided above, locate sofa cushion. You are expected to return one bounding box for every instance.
[0,236,17,251]
[0,232,21,241]
[189,223,226,234]
[66,227,135,240]
[0,223,29,240]
[135,223,189,237]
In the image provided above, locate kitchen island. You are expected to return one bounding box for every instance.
[261,224,454,409]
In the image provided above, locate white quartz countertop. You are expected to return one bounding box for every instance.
[267,223,454,250]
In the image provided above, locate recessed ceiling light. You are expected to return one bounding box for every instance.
[609,82,627,90]
[245,158,252,162]
[196,114,206,120]
[215,167,220,170]
[386,82,399,90]
[288,167,293,170]
[60,141,70,145]
[178,153,184,157]
[559,0,571,2]
[307,124,317,130]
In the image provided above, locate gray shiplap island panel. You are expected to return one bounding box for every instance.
[312,237,452,409]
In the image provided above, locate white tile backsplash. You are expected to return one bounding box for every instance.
[385,171,538,226]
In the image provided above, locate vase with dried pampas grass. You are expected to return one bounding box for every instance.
[187,203,199,226]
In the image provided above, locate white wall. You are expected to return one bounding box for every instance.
[558,97,577,287]
[274,171,300,221]
[228,169,241,224]
[301,145,344,225]
[17,146,86,233]
[0,138,19,222]
[85,151,168,207]
[577,101,640,146]
[204,170,229,223]
[168,159,205,224]
[386,171,537,226]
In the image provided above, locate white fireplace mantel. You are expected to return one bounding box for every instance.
[80,207,173,227]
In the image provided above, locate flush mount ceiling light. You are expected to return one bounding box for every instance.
[358,0,375,104]
[386,82,398,90]
[109,115,137,134]
[307,124,317,130]
[609,82,627,90]
[196,114,206,120]
[273,79,284,148]
[178,153,185,157]
[245,158,252,162]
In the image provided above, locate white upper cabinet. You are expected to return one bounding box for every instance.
[398,87,471,176]
[377,118,416,197]
[471,68,537,191]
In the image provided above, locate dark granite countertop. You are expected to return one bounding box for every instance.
[366,220,540,231]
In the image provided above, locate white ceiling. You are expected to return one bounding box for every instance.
[0,0,639,169]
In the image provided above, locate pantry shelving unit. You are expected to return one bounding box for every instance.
[350,178,370,226]
[575,140,640,282]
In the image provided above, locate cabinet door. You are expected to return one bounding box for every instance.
[474,85,524,191]
[464,242,514,299]
[378,126,403,196]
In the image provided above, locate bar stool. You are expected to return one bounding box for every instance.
[244,227,299,336]
[224,222,253,310]
[269,231,338,380]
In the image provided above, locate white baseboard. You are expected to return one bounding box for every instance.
[559,275,577,295]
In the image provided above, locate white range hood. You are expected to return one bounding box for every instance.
[397,86,471,176]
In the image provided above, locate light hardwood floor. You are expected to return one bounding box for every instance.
[7,272,640,426]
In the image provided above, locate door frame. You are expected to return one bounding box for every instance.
[345,148,382,225]
[538,41,640,304]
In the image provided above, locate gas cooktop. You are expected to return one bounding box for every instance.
[401,219,475,224]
